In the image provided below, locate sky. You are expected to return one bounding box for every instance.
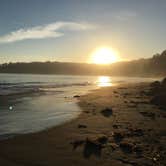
[0,0,166,63]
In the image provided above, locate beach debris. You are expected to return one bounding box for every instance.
[83,138,103,158]
[78,124,87,128]
[101,107,113,117]
[73,95,80,98]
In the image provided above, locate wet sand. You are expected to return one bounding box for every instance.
[0,83,166,166]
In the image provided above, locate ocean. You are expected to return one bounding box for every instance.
[0,73,156,139]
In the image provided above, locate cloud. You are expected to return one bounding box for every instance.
[114,11,138,21]
[0,21,93,43]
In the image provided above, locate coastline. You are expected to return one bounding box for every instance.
[0,82,165,166]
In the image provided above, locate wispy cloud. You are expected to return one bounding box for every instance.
[0,21,93,43]
[114,11,138,21]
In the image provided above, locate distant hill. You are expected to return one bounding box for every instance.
[108,50,166,77]
[0,50,166,77]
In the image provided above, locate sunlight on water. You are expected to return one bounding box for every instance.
[97,76,112,87]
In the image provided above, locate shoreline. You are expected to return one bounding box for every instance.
[0,82,165,165]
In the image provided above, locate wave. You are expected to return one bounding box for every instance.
[0,82,91,96]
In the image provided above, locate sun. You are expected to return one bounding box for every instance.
[90,47,119,64]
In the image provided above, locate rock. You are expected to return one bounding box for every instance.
[78,124,87,128]
[149,78,166,109]
[83,138,103,158]
[113,124,118,129]
[161,77,166,86]
[113,131,124,143]
[120,141,135,153]
[101,108,113,117]
[150,81,160,88]
[151,93,166,109]
[97,135,108,144]
[73,95,80,98]
[84,111,90,113]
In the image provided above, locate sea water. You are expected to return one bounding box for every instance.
[0,73,156,139]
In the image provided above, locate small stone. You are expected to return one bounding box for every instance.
[101,108,113,117]
[120,141,135,153]
[97,135,108,144]
[78,124,87,128]
[113,131,124,142]
[73,95,80,98]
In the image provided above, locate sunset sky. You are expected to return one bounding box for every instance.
[0,0,166,63]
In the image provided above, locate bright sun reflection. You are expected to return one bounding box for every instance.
[97,76,112,87]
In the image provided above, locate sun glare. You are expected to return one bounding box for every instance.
[90,47,119,65]
[97,76,112,87]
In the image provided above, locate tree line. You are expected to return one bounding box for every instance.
[0,50,166,77]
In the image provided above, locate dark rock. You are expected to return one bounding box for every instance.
[120,141,135,153]
[149,78,166,109]
[113,124,118,129]
[78,124,87,128]
[113,131,124,143]
[150,81,160,88]
[161,77,166,86]
[84,110,90,113]
[73,95,80,98]
[83,138,103,158]
[97,135,108,144]
[151,93,166,109]
[101,108,113,117]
